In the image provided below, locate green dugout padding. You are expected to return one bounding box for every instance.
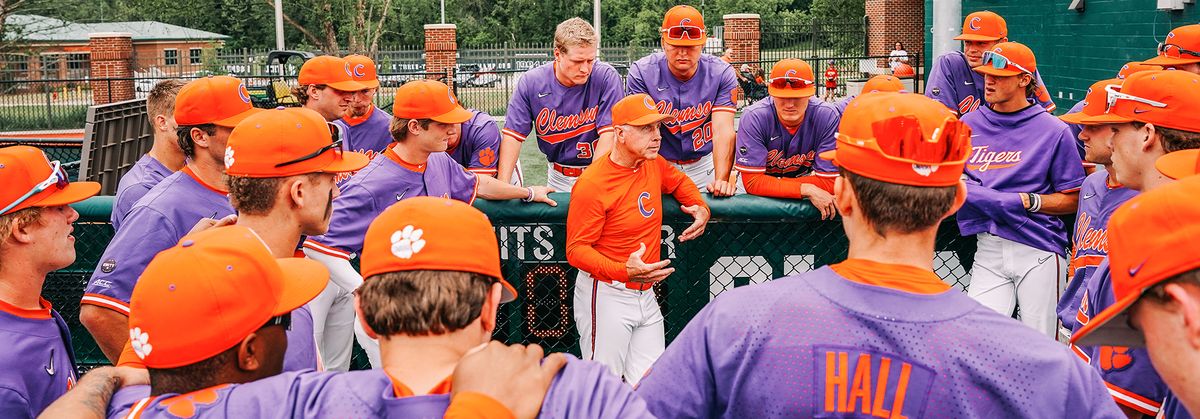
[57,193,983,371]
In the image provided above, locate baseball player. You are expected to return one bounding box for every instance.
[111,79,185,231]
[498,17,623,191]
[956,42,1085,338]
[448,109,503,178]
[733,58,840,219]
[566,93,711,384]
[832,74,905,114]
[1063,62,1161,167]
[634,92,1123,419]
[294,55,367,123]
[821,62,838,102]
[1071,176,1200,419]
[302,79,556,368]
[0,146,98,417]
[337,54,393,158]
[79,76,258,362]
[1143,24,1200,74]
[627,5,740,196]
[925,10,1055,115]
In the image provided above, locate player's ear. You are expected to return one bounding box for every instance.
[407,119,424,135]
[833,176,855,216]
[1160,282,1200,349]
[237,333,262,372]
[946,180,968,219]
[1141,123,1159,152]
[5,213,38,245]
[287,176,306,208]
[353,296,379,340]
[479,282,503,335]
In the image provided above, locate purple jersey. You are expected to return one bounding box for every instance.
[284,306,318,372]
[0,300,77,418]
[303,149,478,260]
[925,52,1056,115]
[503,62,624,166]
[338,106,394,157]
[1073,259,1169,416]
[111,154,172,232]
[635,266,1123,419]
[832,95,854,114]
[107,355,651,418]
[1160,392,1194,419]
[448,110,501,176]
[957,104,1086,256]
[734,97,839,178]
[1057,171,1136,335]
[83,169,235,315]
[627,53,738,162]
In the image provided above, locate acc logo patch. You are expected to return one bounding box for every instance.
[739,146,748,155]
[930,87,941,97]
[100,259,117,273]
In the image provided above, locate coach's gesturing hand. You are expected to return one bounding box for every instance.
[679,204,710,241]
[627,243,675,284]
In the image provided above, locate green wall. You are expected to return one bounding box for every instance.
[924,0,1198,111]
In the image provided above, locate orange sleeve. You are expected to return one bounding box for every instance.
[566,180,630,282]
[116,340,146,369]
[659,160,708,209]
[742,172,835,199]
[443,392,514,419]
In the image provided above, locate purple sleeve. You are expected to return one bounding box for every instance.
[305,184,378,258]
[110,183,153,230]
[714,64,738,112]
[1050,128,1087,192]
[502,76,534,140]
[540,356,655,418]
[924,54,960,112]
[107,385,150,418]
[1032,70,1057,112]
[812,108,840,175]
[1093,345,1168,416]
[468,117,501,173]
[636,303,720,418]
[0,388,34,419]
[626,61,649,95]
[596,66,624,131]
[733,108,769,172]
[448,164,480,204]
[84,208,180,311]
[1070,357,1129,419]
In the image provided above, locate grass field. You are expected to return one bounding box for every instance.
[514,127,550,187]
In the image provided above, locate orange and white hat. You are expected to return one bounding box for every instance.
[225,107,370,177]
[973,42,1037,77]
[862,74,906,94]
[360,197,516,302]
[0,146,99,216]
[1059,78,1121,125]
[344,55,380,89]
[1144,24,1200,67]
[767,59,817,98]
[127,225,327,368]
[1156,149,1200,180]
[174,76,262,127]
[1071,176,1200,347]
[392,80,472,124]
[1085,70,1200,132]
[299,56,368,92]
[821,92,970,187]
[660,5,707,47]
[612,94,672,126]
[1117,62,1163,80]
[954,11,1007,42]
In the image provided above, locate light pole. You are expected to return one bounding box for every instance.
[594,0,601,57]
[274,0,285,50]
[441,0,447,24]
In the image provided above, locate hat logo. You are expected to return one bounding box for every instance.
[448,88,457,105]
[390,225,426,259]
[237,81,251,104]
[353,64,366,78]
[969,16,982,31]
[344,62,353,77]
[130,327,152,359]
[912,164,939,177]
[643,95,656,110]
[785,69,798,79]
[680,17,693,26]
[224,148,235,169]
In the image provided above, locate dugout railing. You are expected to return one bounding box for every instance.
[53,193,983,372]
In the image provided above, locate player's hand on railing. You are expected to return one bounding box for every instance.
[802,184,837,220]
[452,341,567,419]
[626,243,675,283]
[187,214,237,236]
[706,179,737,197]
[678,204,710,242]
[526,186,558,206]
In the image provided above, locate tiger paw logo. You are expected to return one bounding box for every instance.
[478,148,496,167]
[159,385,229,418]
[224,148,235,169]
[130,327,152,359]
[390,225,426,259]
[1098,346,1133,372]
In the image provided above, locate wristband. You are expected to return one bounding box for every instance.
[1026,193,1042,213]
[522,187,535,203]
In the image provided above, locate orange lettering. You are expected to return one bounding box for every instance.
[871,357,893,418]
[890,362,912,419]
[845,353,872,414]
[825,352,849,412]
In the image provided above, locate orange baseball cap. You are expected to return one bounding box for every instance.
[1085,70,1200,131]
[1072,176,1200,347]
[345,55,380,89]
[954,11,1007,42]
[360,197,516,303]
[862,74,906,94]
[127,225,327,368]
[392,80,472,123]
[298,56,368,92]
[1059,78,1121,125]
[1118,62,1163,80]
[612,94,672,126]
[225,107,370,178]
[0,146,99,216]
[1144,24,1200,66]
[821,92,970,187]
[767,59,817,98]
[174,76,262,127]
[973,42,1037,77]
[1156,149,1200,180]
[660,5,707,47]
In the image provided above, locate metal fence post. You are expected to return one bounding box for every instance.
[44,86,53,129]
[862,15,871,57]
[810,18,818,58]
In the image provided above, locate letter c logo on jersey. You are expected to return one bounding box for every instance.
[638,192,655,218]
[969,16,982,31]
[353,64,366,78]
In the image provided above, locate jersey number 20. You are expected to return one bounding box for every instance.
[691,122,714,151]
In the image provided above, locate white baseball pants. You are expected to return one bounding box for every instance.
[668,154,744,194]
[573,271,664,386]
[966,233,1066,338]
[546,164,582,192]
[302,249,382,370]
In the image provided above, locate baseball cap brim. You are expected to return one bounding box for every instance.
[1156,149,1200,180]
[430,106,473,124]
[1070,291,1144,347]
[663,36,706,47]
[213,107,264,128]
[1058,112,1093,125]
[625,113,673,127]
[320,151,371,174]
[271,258,331,316]
[358,79,380,89]
[1142,55,1200,66]
[954,33,1003,42]
[327,80,369,92]
[972,65,1024,77]
[769,85,817,98]
[15,181,101,214]
[1080,112,1135,125]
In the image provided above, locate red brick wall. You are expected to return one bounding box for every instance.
[723,14,761,67]
[88,33,134,104]
[866,0,925,60]
[424,24,457,86]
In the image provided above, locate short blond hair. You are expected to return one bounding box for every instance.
[554,18,597,53]
[146,79,185,118]
[0,207,43,263]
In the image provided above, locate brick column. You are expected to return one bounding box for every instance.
[424,24,457,86]
[866,0,924,69]
[722,14,761,66]
[87,32,134,104]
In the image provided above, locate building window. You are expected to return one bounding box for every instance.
[0,54,29,81]
[66,53,89,78]
[189,48,202,65]
[40,54,62,79]
[164,49,179,66]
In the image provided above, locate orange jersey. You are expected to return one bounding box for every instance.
[566,154,707,290]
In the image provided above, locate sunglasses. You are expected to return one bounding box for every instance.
[841,115,971,164]
[260,313,292,331]
[1157,42,1200,59]
[981,51,1033,75]
[274,123,344,168]
[0,160,69,215]
[767,76,814,90]
[1104,84,1167,114]
[661,23,705,41]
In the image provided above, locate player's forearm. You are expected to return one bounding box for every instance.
[37,367,122,419]
[496,136,523,183]
[742,173,834,199]
[671,180,709,210]
[566,245,630,282]
[79,305,130,364]
[1035,191,1080,216]
[476,175,532,201]
[593,132,615,160]
[710,134,735,182]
